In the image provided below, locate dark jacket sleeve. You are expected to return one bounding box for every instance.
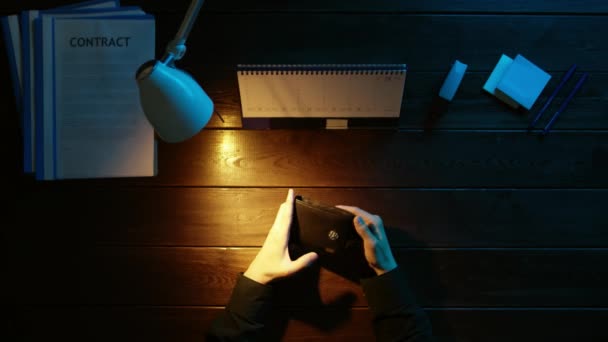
[205,274,273,341]
[361,267,434,342]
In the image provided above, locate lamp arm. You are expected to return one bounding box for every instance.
[162,0,205,65]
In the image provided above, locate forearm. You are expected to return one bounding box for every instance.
[206,274,273,341]
[361,267,434,342]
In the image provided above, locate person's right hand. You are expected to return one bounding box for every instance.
[336,206,398,276]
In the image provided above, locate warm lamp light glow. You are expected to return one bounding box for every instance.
[220,132,237,154]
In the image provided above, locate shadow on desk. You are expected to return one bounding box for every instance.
[263,227,451,341]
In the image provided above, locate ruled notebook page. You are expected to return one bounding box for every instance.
[237,64,407,118]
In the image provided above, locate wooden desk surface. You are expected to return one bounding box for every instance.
[7,1,608,340]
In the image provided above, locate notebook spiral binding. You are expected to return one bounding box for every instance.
[237,64,407,76]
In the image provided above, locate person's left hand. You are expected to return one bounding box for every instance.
[244,189,319,285]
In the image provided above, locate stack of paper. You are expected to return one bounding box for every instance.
[2,0,156,180]
[483,54,551,110]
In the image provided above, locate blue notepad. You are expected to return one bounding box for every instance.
[495,54,551,110]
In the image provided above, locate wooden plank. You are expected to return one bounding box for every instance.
[16,131,607,187]
[4,0,608,15]
[14,307,608,341]
[6,62,604,131]
[5,66,604,131]
[2,59,605,132]
[14,188,608,247]
[149,14,608,72]
[197,70,608,130]
[147,130,608,187]
[148,0,608,14]
[11,247,608,307]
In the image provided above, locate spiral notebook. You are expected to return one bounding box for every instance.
[237,64,407,129]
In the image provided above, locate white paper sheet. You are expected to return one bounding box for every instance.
[37,15,155,179]
[21,0,119,173]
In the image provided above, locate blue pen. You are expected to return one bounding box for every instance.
[542,72,589,135]
[528,64,577,130]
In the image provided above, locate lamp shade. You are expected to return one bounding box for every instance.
[136,60,214,143]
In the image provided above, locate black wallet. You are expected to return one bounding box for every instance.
[291,196,361,254]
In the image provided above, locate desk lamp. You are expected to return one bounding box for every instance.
[135,0,213,143]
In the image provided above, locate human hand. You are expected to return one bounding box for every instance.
[244,189,319,285]
[335,206,397,276]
